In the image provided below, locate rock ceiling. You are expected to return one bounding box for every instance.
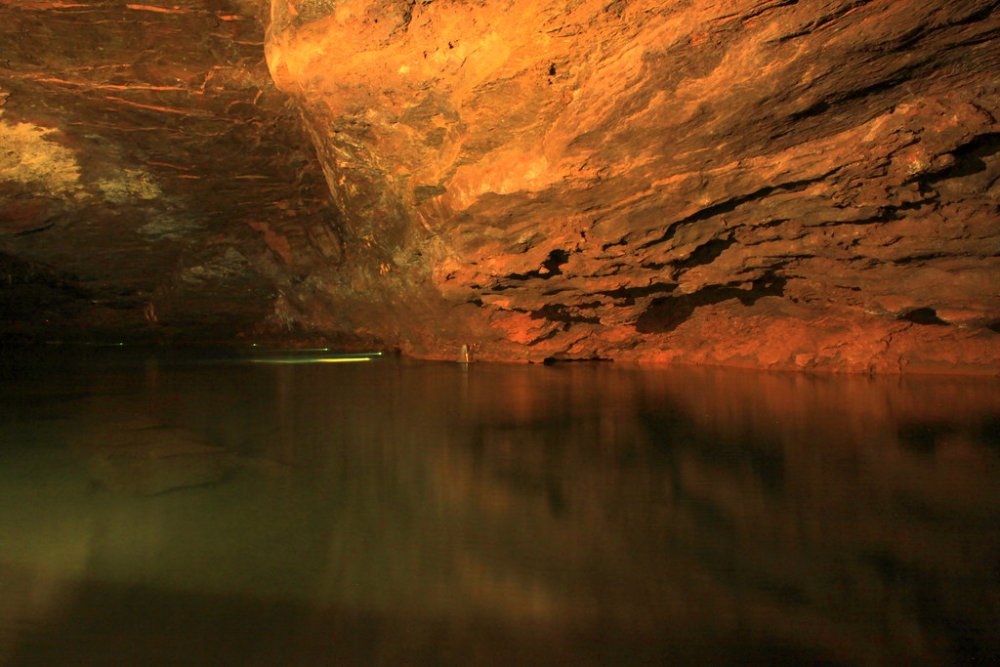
[1,0,998,372]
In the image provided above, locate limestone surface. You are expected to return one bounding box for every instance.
[265,0,1000,372]
[1,0,998,372]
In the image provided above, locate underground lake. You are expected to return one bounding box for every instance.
[0,347,998,665]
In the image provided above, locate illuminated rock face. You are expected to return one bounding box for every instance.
[0,0,347,343]
[266,0,1000,371]
[1,1,998,371]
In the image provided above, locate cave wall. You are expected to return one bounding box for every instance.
[0,0,357,343]
[1,0,998,372]
[265,0,1000,372]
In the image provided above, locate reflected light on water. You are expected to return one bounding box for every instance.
[0,350,997,665]
[250,351,383,364]
[250,357,374,364]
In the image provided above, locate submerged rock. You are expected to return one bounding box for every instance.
[77,423,234,495]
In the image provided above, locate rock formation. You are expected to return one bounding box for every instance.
[2,0,999,372]
[75,420,234,495]
[0,0,342,342]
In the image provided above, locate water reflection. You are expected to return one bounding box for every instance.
[0,351,998,665]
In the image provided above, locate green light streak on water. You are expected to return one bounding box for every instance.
[249,356,373,364]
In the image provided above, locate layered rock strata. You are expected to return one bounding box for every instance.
[266,0,1000,371]
[1,0,997,372]
[0,0,347,342]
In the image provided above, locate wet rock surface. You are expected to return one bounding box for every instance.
[2,0,999,372]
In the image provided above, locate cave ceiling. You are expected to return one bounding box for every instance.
[0,0,341,342]
[1,0,999,372]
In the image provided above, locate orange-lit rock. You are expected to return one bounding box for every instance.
[1,0,998,372]
[265,0,1000,371]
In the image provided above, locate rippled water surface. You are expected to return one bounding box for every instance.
[1,348,998,666]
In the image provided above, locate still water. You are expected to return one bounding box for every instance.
[0,348,997,666]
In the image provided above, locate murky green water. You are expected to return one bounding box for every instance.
[0,348,998,665]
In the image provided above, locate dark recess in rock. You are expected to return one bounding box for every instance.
[598,283,677,306]
[0,252,88,319]
[639,179,817,250]
[530,304,600,324]
[789,100,831,121]
[673,236,737,270]
[414,184,446,202]
[893,253,948,265]
[927,132,1000,182]
[505,249,571,281]
[636,275,787,334]
[898,307,949,326]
